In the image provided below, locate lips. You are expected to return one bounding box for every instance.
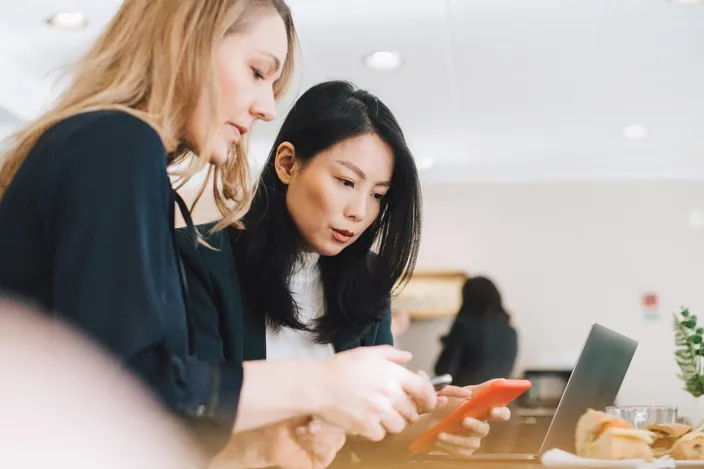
[332,228,354,243]
[227,123,248,144]
[233,123,248,136]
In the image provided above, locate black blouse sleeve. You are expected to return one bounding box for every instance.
[45,111,240,452]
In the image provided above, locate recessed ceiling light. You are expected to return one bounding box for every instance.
[669,0,703,4]
[46,12,88,30]
[621,124,648,140]
[364,51,402,71]
[415,157,434,171]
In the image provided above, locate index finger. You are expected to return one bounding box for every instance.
[365,345,413,365]
[437,385,472,399]
[400,370,437,413]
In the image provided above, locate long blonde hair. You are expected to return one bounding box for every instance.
[0,0,297,229]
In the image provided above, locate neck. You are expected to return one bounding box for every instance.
[294,251,320,272]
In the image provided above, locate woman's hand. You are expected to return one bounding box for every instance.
[428,379,512,457]
[211,417,345,469]
[412,370,472,414]
[311,346,437,442]
[433,407,510,457]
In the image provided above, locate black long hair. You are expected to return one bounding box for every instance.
[234,80,422,344]
[457,276,510,322]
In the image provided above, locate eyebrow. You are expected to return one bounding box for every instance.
[336,160,390,187]
[259,51,282,74]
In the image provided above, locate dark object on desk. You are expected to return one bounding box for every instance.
[462,323,638,462]
[434,276,518,386]
[518,369,572,409]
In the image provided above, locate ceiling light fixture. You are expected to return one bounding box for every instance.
[621,124,648,140]
[363,51,402,71]
[669,0,704,4]
[46,12,88,30]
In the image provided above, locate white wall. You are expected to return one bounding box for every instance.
[409,180,704,422]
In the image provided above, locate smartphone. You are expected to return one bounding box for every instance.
[409,378,532,454]
[430,374,453,391]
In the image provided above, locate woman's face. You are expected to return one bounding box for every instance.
[190,10,289,164]
[275,134,395,256]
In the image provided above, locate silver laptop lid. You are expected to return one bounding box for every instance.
[538,323,638,455]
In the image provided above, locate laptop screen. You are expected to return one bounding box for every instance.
[538,323,638,454]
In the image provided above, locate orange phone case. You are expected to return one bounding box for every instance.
[408,378,532,454]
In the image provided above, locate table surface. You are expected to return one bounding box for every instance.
[339,456,544,469]
[350,462,543,469]
[365,462,543,467]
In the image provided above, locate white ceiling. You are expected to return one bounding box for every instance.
[1,0,703,182]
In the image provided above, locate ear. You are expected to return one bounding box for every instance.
[274,142,296,185]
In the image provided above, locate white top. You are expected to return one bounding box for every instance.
[265,252,336,360]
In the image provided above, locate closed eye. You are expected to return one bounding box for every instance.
[251,67,265,80]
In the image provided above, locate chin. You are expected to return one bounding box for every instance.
[315,242,346,257]
[209,146,229,165]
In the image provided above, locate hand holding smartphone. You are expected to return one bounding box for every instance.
[408,378,531,454]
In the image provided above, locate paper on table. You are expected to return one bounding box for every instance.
[540,449,676,469]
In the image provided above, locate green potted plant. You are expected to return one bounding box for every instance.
[674,308,704,398]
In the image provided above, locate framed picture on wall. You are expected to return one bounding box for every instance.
[391,271,468,319]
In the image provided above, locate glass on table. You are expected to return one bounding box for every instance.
[605,406,678,429]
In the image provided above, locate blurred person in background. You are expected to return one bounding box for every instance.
[435,276,518,387]
[0,0,436,466]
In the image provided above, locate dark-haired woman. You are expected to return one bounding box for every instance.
[177,81,510,460]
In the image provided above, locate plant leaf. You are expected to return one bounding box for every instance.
[674,310,703,394]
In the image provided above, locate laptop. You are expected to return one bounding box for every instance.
[420,323,638,463]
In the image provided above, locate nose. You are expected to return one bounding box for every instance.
[251,85,277,122]
[344,191,368,222]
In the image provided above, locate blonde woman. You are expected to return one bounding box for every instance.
[0,0,436,463]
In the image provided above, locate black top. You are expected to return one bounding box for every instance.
[0,110,242,454]
[434,315,518,387]
[175,222,394,363]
